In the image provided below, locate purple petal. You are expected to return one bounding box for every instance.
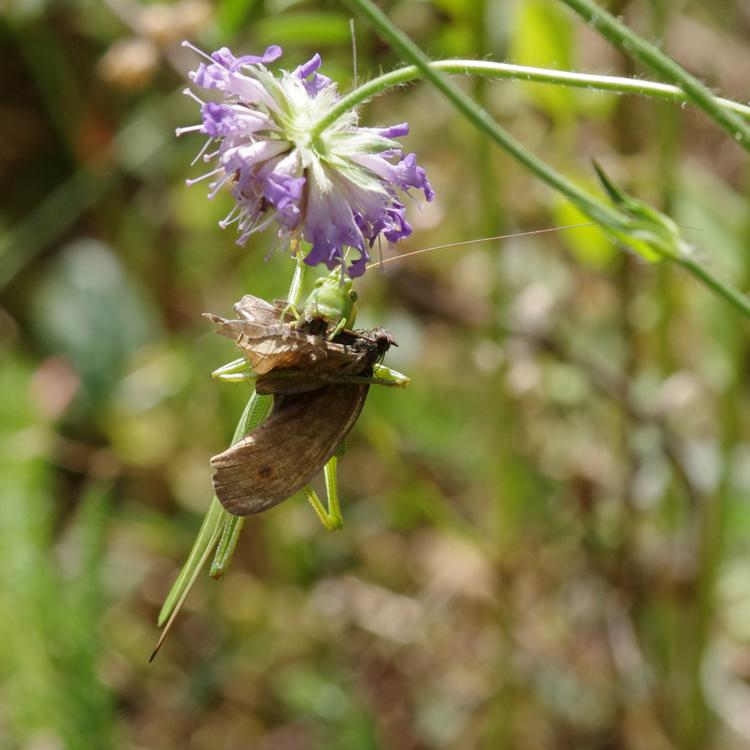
[294,53,333,97]
[191,62,229,90]
[210,45,282,70]
[376,122,409,138]
[381,203,413,244]
[304,194,365,273]
[346,248,369,278]
[264,172,304,227]
[200,102,236,136]
[295,53,322,79]
[210,47,237,67]
[234,45,283,68]
[221,139,289,173]
[361,202,412,246]
[395,153,435,201]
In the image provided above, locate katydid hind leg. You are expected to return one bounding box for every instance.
[304,456,343,530]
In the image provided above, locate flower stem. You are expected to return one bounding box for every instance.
[314,60,750,137]
[342,0,621,231]
[676,253,750,319]
[341,0,750,321]
[557,0,750,152]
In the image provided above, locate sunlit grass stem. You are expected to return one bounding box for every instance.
[314,60,750,136]
[341,0,750,321]
[557,0,750,152]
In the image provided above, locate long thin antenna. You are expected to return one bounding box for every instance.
[366,223,594,270]
[350,19,358,87]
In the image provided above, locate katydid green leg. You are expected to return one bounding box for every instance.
[158,390,265,626]
[152,389,271,658]
[326,317,347,340]
[213,373,257,383]
[157,498,224,628]
[212,359,257,383]
[212,357,253,381]
[151,501,223,660]
[304,456,343,530]
[372,363,410,387]
[209,514,245,579]
[283,302,301,321]
[283,246,308,315]
[209,389,273,576]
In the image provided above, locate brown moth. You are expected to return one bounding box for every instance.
[204,294,392,393]
[205,295,395,515]
[210,382,369,515]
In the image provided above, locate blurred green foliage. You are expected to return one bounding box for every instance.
[2,1,750,749]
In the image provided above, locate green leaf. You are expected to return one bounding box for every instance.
[592,162,682,262]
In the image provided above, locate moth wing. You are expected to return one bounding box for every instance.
[233,294,279,325]
[204,314,329,375]
[245,338,372,382]
[272,298,297,322]
[211,383,369,515]
[235,327,332,374]
[312,340,371,375]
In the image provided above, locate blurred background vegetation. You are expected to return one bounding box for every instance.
[2,0,750,748]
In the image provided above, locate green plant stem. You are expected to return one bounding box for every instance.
[676,253,750,319]
[340,0,750,322]
[314,60,750,136]
[557,0,750,152]
[340,0,622,229]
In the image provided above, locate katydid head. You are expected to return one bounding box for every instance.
[302,269,359,332]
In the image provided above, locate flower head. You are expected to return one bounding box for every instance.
[178,42,433,278]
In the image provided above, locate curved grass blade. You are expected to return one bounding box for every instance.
[152,389,271,658]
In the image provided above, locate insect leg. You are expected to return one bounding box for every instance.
[318,366,410,388]
[209,391,273,576]
[282,244,308,321]
[209,514,244,579]
[212,358,257,383]
[372,363,410,387]
[326,317,348,341]
[152,389,273,658]
[303,456,343,530]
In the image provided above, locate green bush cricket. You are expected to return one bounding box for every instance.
[152,225,592,659]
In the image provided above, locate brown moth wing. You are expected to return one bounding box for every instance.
[253,329,396,395]
[211,382,369,515]
[204,314,374,378]
[272,298,298,322]
[234,294,279,325]
[203,315,329,375]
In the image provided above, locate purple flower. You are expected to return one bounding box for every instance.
[177,42,434,278]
